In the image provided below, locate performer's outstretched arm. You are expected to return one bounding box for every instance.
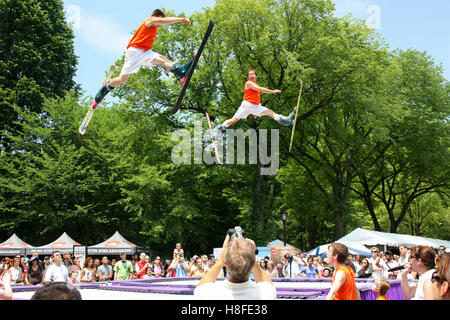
[245,81,281,94]
[146,17,191,27]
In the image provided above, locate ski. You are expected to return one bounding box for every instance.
[289,79,303,153]
[79,66,116,136]
[171,18,214,114]
[206,112,223,165]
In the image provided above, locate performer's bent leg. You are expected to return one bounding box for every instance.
[260,109,281,121]
[109,74,130,88]
[152,55,174,70]
[152,55,193,78]
[94,74,130,105]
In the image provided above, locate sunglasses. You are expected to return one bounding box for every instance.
[431,271,447,284]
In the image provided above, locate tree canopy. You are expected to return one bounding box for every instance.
[0,0,448,256]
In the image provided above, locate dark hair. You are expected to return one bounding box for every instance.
[435,252,449,283]
[247,69,258,77]
[410,246,436,270]
[152,9,165,17]
[31,283,82,300]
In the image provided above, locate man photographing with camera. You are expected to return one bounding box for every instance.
[194,227,277,300]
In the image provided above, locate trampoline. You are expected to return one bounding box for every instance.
[10,277,406,300]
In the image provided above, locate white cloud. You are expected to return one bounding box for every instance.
[79,12,132,55]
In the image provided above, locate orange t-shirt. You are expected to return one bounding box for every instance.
[376,296,389,300]
[127,19,158,51]
[243,80,261,105]
[332,266,356,300]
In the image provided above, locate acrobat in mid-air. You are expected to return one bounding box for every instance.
[93,9,194,108]
[213,69,296,138]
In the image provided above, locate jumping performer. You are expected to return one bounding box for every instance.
[93,9,194,108]
[214,69,296,137]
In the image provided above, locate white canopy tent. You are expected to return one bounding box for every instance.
[0,234,34,256]
[29,232,82,255]
[337,228,450,250]
[306,242,372,258]
[87,231,145,255]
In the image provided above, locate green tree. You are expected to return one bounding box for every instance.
[350,49,450,233]
[0,0,78,148]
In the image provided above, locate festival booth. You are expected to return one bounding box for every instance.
[306,242,372,258]
[0,234,34,256]
[266,239,302,255]
[336,227,450,251]
[87,231,146,256]
[266,239,302,264]
[28,232,82,255]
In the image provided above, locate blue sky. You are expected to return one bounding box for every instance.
[62,0,450,98]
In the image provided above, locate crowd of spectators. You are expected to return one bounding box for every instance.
[0,242,448,300]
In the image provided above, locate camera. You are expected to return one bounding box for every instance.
[226,226,258,255]
[285,254,293,262]
[227,226,245,241]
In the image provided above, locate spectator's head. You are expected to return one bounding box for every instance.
[226,238,256,283]
[84,257,93,268]
[101,256,108,265]
[399,244,408,256]
[51,251,62,264]
[139,252,146,261]
[28,256,38,268]
[327,243,349,265]
[372,279,390,296]
[31,282,82,300]
[120,252,127,261]
[439,246,446,256]
[410,246,436,272]
[425,252,449,300]
[176,243,182,250]
[384,251,393,261]
[361,258,370,269]
[370,247,380,257]
[323,267,332,277]
[259,259,268,270]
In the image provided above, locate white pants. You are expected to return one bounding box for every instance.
[120,46,162,76]
[233,100,268,119]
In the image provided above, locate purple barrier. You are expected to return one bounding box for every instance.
[114,281,197,289]
[277,291,324,299]
[100,285,194,295]
[11,283,101,292]
[359,280,405,300]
